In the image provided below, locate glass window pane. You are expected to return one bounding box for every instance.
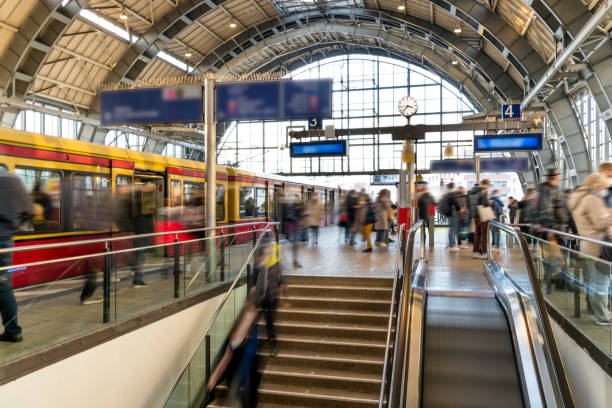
[240,187,255,217]
[15,168,62,233]
[72,174,110,231]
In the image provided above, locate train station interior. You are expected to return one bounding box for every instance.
[0,0,611,407]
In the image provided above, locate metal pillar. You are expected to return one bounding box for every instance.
[408,141,415,224]
[475,156,481,184]
[205,73,217,280]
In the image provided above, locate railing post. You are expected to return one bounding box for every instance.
[103,247,111,323]
[219,234,225,282]
[174,237,180,298]
[205,333,211,380]
[252,226,256,248]
[246,263,251,291]
[573,266,581,318]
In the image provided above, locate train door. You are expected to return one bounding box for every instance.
[133,172,164,220]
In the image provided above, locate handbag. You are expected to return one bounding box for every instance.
[477,205,495,222]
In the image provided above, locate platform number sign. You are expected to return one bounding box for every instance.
[502,104,521,119]
[309,117,323,130]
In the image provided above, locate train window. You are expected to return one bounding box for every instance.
[15,167,62,233]
[72,174,111,230]
[184,182,204,207]
[256,188,267,217]
[216,184,225,220]
[239,187,256,217]
[0,164,7,171]
[117,175,131,186]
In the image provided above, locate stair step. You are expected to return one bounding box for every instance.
[262,366,381,394]
[262,321,393,342]
[285,274,393,288]
[287,284,393,300]
[276,307,391,326]
[280,295,392,312]
[266,335,388,358]
[258,351,384,375]
[258,383,381,408]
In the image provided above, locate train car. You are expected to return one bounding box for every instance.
[0,127,227,287]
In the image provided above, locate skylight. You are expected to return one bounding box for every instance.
[78,9,194,73]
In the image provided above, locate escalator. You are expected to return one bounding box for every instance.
[390,220,575,408]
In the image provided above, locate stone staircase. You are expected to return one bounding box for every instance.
[210,274,394,408]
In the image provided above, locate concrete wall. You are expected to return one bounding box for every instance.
[551,320,612,408]
[0,293,226,408]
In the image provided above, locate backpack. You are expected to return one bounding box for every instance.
[467,189,481,216]
[439,193,453,217]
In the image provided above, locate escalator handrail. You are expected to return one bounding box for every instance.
[387,219,424,408]
[160,222,278,407]
[488,220,575,408]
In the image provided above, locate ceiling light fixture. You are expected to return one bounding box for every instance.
[119,8,128,20]
[229,21,237,28]
[453,24,462,34]
[451,60,458,65]
[398,4,406,10]
[185,52,192,57]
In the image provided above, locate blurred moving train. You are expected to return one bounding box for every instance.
[0,127,345,288]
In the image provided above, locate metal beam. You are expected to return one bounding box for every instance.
[195,21,224,43]
[522,0,612,109]
[36,75,96,96]
[54,45,112,70]
[106,0,152,26]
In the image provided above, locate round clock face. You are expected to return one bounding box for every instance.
[398,96,418,117]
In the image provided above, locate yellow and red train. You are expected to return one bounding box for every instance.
[0,127,344,288]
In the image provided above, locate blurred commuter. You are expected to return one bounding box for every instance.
[489,189,504,249]
[599,162,612,207]
[283,194,302,268]
[440,183,462,252]
[569,173,612,325]
[467,179,492,259]
[417,185,435,248]
[345,190,359,245]
[456,186,470,248]
[375,189,392,247]
[534,168,568,231]
[518,188,537,245]
[362,195,376,253]
[0,168,32,342]
[31,181,52,223]
[508,197,518,224]
[354,190,367,241]
[304,192,323,245]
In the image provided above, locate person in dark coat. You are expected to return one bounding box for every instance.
[417,185,435,247]
[467,180,491,259]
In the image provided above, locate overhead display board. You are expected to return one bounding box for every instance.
[216,79,332,121]
[430,158,529,173]
[100,85,203,126]
[290,140,346,157]
[371,174,399,185]
[474,133,542,152]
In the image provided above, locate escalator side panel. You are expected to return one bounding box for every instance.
[422,295,524,408]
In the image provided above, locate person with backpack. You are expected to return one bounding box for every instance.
[489,189,504,249]
[467,180,492,259]
[440,182,462,252]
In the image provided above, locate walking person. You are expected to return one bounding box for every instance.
[508,197,519,224]
[489,189,504,249]
[362,195,376,253]
[417,185,435,248]
[0,168,32,342]
[375,189,392,247]
[569,173,612,325]
[304,192,323,245]
[283,194,302,268]
[456,186,470,248]
[345,190,359,245]
[440,183,462,252]
[467,180,492,259]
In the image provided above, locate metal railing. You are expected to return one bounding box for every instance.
[378,224,405,408]
[161,222,277,406]
[387,219,424,408]
[487,221,575,408]
[1,222,269,255]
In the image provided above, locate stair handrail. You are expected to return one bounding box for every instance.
[488,220,575,408]
[386,219,424,408]
[379,224,405,407]
[160,221,278,407]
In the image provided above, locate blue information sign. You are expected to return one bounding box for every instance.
[216,79,332,121]
[474,133,542,152]
[309,117,323,130]
[101,85,203,126]
[290,140,346,157]
[501,104,521,119]
[430,158,529,173]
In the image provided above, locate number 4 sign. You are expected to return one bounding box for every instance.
[502,104,521,119]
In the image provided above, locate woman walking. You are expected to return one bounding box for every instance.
[375,189,392,247]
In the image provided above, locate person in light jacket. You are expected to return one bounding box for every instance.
[375,189,392,247]
[304,192,323,245]
[569,172,612,326]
